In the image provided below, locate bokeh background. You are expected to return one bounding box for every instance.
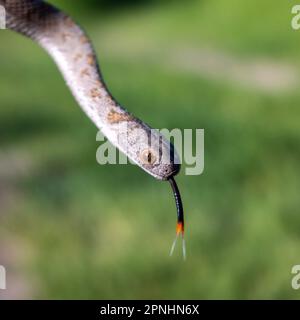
[1,0,300,299]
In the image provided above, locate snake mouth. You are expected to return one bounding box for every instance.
[144,163,181,181]
[163,163,181,180]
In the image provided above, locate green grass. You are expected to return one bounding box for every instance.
[1,0,300,299]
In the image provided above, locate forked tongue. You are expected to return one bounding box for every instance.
[168,177,186,260]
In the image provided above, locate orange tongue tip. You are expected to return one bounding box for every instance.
[176,222,184,235]
[170,222,186,259]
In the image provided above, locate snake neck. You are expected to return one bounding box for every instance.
[1,0,181,180]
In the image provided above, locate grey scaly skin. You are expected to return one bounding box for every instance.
[1,0,180,180]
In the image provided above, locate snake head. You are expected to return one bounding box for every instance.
[133,126,181,180]
[106,117,181,180]
[138,139,181,180]
[105,109,181,180]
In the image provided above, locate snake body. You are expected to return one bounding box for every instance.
[2,0,186,257]
[1,0,180,180]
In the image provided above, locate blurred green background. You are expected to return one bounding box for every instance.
[1,0,300,299]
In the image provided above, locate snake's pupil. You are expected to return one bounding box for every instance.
[141,149,156,165]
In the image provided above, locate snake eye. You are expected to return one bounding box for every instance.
[141,149,156,165]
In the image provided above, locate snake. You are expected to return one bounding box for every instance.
[1,0,186,259]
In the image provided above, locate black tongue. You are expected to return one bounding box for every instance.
[168,176,184,228]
